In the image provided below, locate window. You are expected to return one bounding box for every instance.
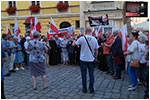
[32,1,40,6]
[8,1,16,7]
[75,20,80,29]
[94,26,112,34]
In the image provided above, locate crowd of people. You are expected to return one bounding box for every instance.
[1,26,149,98]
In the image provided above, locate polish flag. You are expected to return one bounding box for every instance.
[50,17,59,34]
[47,26,54,39]
[67,26,75,37]
[14,17,21,42]
[30,19,34,37]
[34,17,41,32]
[6,24,11,36]
[119,24,128,52]
[95,25,102,37]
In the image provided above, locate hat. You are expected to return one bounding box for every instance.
[26,36,31,40]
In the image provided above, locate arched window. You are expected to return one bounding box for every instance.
[59,22,71,29]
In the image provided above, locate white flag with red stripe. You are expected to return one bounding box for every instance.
[14,17,21,42]
[47,26,55,39]
[30,19,34,37]
[66,26,75,37]
[6,24,11,36]
[50,17,59,34]
[34,17,41,33]
[119,24,128,52]
[95,25,102,37]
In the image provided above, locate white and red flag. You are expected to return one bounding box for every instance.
[6,24,11,36]
[30,19,34,37]
[95,25,102,37]
[34,17,41,32]
[119,24,128,52]
[50,17,59,34]
[66,26,75,37]
[47,26,55,39]
[14,17,21,41]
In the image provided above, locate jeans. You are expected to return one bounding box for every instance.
[26,52,30,67]
[3,52,9,75]
[114,62,121,78]
[139,63,146,82]
[105,54,114,73]
[128,61,138,87]
[80,60,94,91]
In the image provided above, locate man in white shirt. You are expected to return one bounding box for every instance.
[73,26,99,93]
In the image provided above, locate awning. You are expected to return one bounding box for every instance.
[132,21,149,31]
[24,16,35,24]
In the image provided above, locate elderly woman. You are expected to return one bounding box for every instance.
[124,31,140,91]
[60,36,69,65]
[138,34,148,85]
[28,32,47,90]
[14,37,24,71]
[7,35,17,72]
[43,37,51,66]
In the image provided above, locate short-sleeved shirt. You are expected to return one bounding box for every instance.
[7,40,17,53]
[60,40,68,52]
[103,36,114,54]
[1,47,6,82]
[1,39,9,51]
[128,40,140,60]
[139,43,147,63]
[28,39,47,63]
[75,35,99,62]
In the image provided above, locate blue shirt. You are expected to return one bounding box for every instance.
[7,40,17,53]
[1,39,9,50]
[28,39,47,63]
[1,47,6,82]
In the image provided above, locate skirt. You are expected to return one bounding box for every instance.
[29,62,46,77]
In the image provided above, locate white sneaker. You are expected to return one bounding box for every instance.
[128,86,137,91]
[15,67,19,71]
[20,67,25,70]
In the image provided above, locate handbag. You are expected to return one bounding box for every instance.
[84,36,98,64]
[130,42,140,68]
[113,56,122,65]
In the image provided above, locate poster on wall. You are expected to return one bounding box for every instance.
[88,14,109,27]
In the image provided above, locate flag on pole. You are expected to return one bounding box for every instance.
[14,17,21,41]
[95,25,102,37]
[47,26,55,39]
[34,17,41,32]
[6,24,11,36]
[30,19,34,37]
[66,26,75,37]
[119,24,128,52]
[50,17,59,34]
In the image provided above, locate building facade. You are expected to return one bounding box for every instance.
[80,1,125,34]
[1,1,80,36]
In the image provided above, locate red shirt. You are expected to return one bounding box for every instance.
[103,36,114,54]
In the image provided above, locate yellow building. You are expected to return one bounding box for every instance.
[1,1,80,36]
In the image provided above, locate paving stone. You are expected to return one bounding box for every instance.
[4,65,145,99]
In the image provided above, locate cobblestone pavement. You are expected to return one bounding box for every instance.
[4,64,145,99]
